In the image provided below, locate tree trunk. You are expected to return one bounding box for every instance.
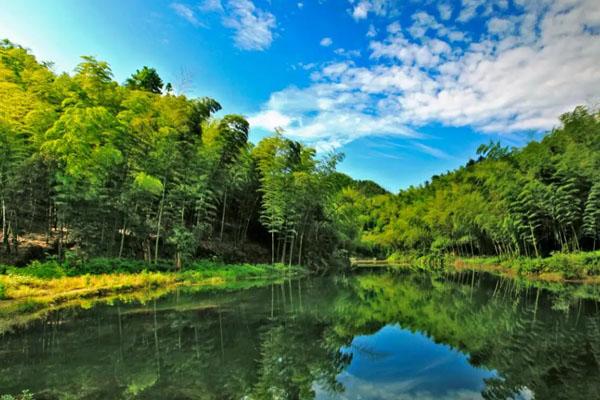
[1,196,7,253]
[288,234,295,268]
[571,225,580,251]
[12,212,18,255]
[118,216,127,258]
[297,232,304,266]
[280,237,287,264]
[529,224,540,258]
[58,219,64,261]
[175,251,181,270]
[271,231,275,264]
[240,197,258,245]
[219,189,227,242]
[154,181,167,264]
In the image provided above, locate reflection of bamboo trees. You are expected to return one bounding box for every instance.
[1,274,600,399]
[333,272,600,400]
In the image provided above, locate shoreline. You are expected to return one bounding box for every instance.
[351,251,600,285]
[0,261,307,334]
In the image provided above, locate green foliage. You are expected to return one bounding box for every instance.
[0,42,348,271]
[125,66,163,94]
[10,260,66,279]
[4,257,307,282]
[0,282,5,299]
[346,106,600,265]
[2,40,598,276]
[461,251,600,279]
[133,171,163,196]
[63,257,170,275]
[0,390,33,400]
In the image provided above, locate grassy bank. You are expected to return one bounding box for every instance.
[454,251,600,282]
[0,258,307,334]
[374,250,600,283]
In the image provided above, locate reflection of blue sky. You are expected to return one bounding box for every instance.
[316,324,496,400]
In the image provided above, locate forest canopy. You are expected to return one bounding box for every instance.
[0,39,356,271]
[1,38,599,272]
[343,107,600,259]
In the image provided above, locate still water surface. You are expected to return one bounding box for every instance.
[1,271,600,399]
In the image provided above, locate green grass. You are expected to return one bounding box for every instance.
[0,258,307,334]
[385,250,600,281]
[0,257,307,306]
[503,251,600,279]
[2,257,302,280]
[457,251,600,280]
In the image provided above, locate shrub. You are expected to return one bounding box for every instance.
[66,258,170,275]
[13,260,66,279]
[0,282,5,300]
[0,390,33,400]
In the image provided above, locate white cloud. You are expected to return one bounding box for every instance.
[387,21,402,34]
[199,0,223,12]
[487,17,513,35]
[367,24,378,37]
[247,110,292,131]
[350,0,391,20]
[412,142,452,159]
[334,48,362,58]
[251,0,600,149]
[221,0,276,51]
[438,3,453,21]
[370,33,451,67]
[196,0,276,51]
[320,37,333,47]
[171,3,203,27]
[457,0,509,23]
[407,11,467,42]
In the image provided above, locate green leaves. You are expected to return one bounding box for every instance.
[43,106,123,190]
[133,172,163,196]
[125,66,163,94]
[583,182,600,241]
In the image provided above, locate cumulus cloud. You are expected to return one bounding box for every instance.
[320,37,333,47]
[387,21,402,34]
[223,0,276,50]
[251,0,600,149]
[367,24,378,37]
[457,0,509,23]
[438,3,453,21]
[247,110,292,131]
[334,48,362,58]
[487,17,513,35]
[350,0,391,20]
[406,11,468,42]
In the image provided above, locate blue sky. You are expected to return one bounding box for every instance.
[1,0,598,191]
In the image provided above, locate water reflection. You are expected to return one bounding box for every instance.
[1,272,599,399]
[320,325,495,400]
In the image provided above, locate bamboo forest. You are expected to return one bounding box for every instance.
[1,0,600,398]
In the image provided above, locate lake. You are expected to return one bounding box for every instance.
[1,271,599,399]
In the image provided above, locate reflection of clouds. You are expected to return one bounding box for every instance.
[314,325,499,400]
[348,343,392,362]
[415,353,454,374]
[513,386,534,400]
[314,374,485,400]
